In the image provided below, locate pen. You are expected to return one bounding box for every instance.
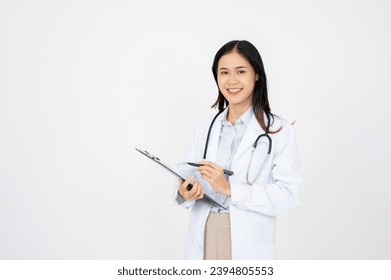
[187,162,234,176]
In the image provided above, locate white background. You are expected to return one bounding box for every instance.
[0,0,390,259]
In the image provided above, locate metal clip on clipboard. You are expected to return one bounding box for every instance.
[135,148,227,210]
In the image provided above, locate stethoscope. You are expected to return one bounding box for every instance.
[203,110,272,185]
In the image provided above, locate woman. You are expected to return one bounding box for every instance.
[173,40,302,260]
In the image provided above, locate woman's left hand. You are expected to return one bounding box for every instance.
[197,161,231,196]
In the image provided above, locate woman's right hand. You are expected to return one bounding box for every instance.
[178,176,204,201]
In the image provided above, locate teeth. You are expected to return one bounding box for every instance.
[228,89,241,92]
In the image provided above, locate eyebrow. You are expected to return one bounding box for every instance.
[218,66,249,70]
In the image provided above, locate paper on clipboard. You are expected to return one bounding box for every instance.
[135,148,227,210]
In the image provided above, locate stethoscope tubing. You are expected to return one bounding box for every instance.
[203,110,272,185]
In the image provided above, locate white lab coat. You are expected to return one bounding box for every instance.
[173,108,302,259]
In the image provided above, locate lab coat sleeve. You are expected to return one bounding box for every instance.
[230,122,302,216]
[173,188,195,209]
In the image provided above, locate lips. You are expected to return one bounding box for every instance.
[227,88,242,95]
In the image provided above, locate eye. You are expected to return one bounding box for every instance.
[219,71,229,75]
[238,70,246,74]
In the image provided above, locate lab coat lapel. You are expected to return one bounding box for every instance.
[231,114,263,170]
[204,110,225,162]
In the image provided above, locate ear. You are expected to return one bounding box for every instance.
[255,74,259,81]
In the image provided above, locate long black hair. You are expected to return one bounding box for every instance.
[211,40,281,133]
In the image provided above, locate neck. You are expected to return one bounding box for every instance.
[227,104,252,125]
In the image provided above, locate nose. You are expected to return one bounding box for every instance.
[227,73,239,84]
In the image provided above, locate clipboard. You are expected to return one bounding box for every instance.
[135,148,227,210]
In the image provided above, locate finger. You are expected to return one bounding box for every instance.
[198,162,224,175]
[198,164,223,177]
[178,179,184,191]
[194,182,204,200]
[196,182,203,197]
[201,173,216,184]
[192,183,201,199]
[180,176,194,190]
[198,166,214,177]
[180,177,196,200]
[199,166,224,181]
[178,179,189,198]
[188,180,200,196]
[198,161,222,170]
[198,160,213,166]
[189,181,201,199]
[179,176,193,199]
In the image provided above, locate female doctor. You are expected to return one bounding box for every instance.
[174,40,302,260]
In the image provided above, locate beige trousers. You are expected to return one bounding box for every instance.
[203,212,232,260]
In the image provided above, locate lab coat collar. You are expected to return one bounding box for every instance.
[205,107,227,162]
[221,106,254,128]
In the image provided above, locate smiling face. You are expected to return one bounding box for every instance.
[217,50,258,113]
